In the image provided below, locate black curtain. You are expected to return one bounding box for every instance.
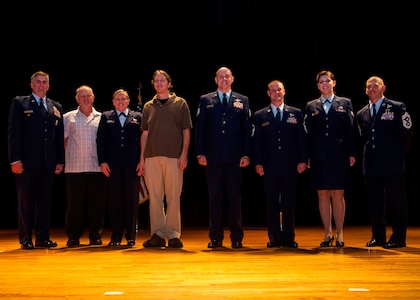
[3,0,418,228]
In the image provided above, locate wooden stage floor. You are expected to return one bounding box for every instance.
[1,226,420,299]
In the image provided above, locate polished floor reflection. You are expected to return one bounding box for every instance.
[1,226,420,299]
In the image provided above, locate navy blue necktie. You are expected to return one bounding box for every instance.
[276,108,281,122]
[222,93,227,111]
[39,99,46,115]
[372,103,376,120]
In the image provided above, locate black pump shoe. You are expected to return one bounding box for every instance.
[336,240,345,247]
[320,236,334,247]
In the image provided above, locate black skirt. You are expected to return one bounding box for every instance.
[309,160,352,191]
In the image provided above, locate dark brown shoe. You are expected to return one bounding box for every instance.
[168,238,183,248]
[143,234,166,248]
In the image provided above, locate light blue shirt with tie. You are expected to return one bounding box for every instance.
[217,90,231,104]
[37,96,46,109]
[322,95,333,114]
[116,109,128,126]
[270,103,284,120]
[370,97,384,116]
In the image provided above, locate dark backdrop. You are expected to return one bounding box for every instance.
[3,1,418,229]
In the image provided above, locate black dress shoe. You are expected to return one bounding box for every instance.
[283,241,298,248]
[127,240,136,247]
[35,240,57,248]
[207,240,222,248]
[366,239,385,247]
[66,239,80,247]
[21,242,35,250]
[232,241,242,249]
[384,241,406,249]
[89,239,102,246]
[320,236,334,247]
[108,241,121,247]
[267,241,282,248]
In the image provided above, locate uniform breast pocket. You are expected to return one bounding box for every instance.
[336,110,348,120]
